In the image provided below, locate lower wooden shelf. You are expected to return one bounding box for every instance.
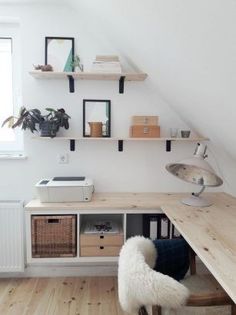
[32,136,209,152]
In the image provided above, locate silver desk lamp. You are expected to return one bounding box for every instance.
[166,143,223,207]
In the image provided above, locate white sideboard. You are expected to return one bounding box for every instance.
[25,192,168,264]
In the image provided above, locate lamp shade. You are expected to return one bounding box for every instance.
[166,156,223,187]
[165,143,223,207]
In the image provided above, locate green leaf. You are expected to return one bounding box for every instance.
[45,108,56,112]
[19,106,27,116]
[1,116,15,128]
[12,116,25,128]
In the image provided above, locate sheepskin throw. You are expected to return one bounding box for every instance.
[118,236,189,315]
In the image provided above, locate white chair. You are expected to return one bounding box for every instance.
[118,236,235,315]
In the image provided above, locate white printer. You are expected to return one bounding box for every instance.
[36,177,94,202]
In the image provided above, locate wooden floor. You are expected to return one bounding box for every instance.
[0,277,125,315]
[0,276,232,315]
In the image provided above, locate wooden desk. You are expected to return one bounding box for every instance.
[26,192,236,302]
[25,192,182,211]
[162,193,236,304]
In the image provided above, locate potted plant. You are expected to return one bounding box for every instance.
[2,107,70,138]
[39,108,70,137]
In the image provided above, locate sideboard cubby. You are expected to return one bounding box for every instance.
[79,214,124,258]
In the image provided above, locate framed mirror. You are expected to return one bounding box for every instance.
[45,37,74,72]
[83,99,111,137]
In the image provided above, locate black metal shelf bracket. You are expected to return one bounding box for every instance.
[118,140,123,152]
[166,140,172,152]
[119,76,126,94]
[70,139,75,151]
[67,75,75,93]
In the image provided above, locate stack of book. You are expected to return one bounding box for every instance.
[82,220,121,234]
[91,55,122,73]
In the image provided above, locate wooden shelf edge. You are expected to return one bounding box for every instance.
[32,136,209,141]
[29,71,148,81]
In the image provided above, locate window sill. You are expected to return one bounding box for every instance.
[0,153,27,160]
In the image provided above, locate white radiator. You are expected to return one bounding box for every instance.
[0,201,24,272]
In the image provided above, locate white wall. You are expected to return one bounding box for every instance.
[67,0,236,196]
[0,3,222,202]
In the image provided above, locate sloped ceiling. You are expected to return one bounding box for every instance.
[66,0,236,194]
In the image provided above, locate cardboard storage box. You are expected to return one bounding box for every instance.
[130,125,160,138]
[80,246,121,257]
[80,234,123,257]
[80,220,123,257]
[132,116,159,126]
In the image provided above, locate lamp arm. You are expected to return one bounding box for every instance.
[192,186,206,197]
[194,143,208,159]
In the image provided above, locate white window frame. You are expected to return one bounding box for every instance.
[0,22,23,155]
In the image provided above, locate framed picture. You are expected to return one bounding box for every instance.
[45,37,74,72]
[83,99,111,137]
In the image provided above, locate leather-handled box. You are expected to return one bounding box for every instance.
[130,125,160,138]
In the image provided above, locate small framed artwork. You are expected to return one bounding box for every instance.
[83,99,111,137]
[45,37,74,72]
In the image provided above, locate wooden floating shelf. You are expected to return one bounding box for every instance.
[33,136,208,141]
[29,70,147,94]
[29,71,148,81]
[33,136,209,152]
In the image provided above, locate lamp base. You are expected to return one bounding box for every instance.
[181,195,212,207]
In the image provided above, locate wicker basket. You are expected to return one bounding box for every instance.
[31,215,77,258]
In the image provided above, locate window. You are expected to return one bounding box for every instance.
[0,24,23,154]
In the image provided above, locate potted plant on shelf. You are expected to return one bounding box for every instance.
[2,107,70,138]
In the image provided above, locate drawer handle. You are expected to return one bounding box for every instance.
[47,219,60,224]
[100,246,104,250]
[100,235,104,239]
[143,127,149,134]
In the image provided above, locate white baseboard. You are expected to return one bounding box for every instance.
[0,263,118,278]
[0,256,207,279]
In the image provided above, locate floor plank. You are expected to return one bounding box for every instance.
[0,276,232,315]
